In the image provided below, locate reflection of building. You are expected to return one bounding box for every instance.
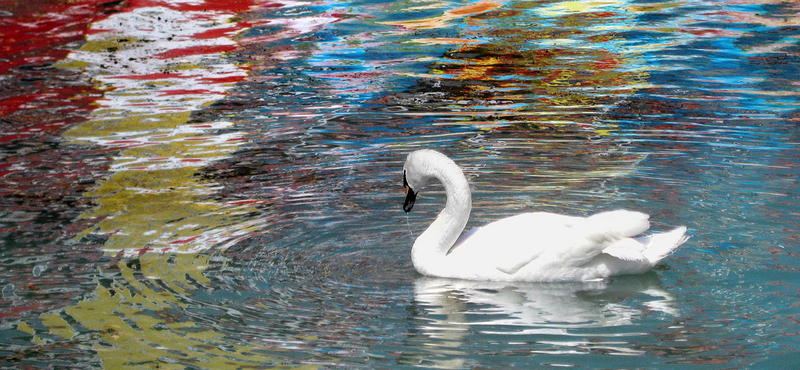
[61,2,261,255]
[379,0,646,131]
[376,1,652,213]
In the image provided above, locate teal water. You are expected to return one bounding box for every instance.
[2,0,799,368]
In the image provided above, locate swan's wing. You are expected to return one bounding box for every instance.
[496,210,651,274]
[453,213,582,275]
[602,226,688,264]
[641,226,688,263]
[575,210,650,243]
[450,226,482,253]
[601,238,649,262]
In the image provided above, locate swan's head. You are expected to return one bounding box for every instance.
[402,149,446,213]
[402,170,417,213]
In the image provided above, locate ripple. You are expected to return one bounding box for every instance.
[2,0,800,368]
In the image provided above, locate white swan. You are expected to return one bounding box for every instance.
[402,149,688,282]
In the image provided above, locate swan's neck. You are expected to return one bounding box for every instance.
[412,160,471,276]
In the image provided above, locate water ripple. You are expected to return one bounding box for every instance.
[2,0,800,368]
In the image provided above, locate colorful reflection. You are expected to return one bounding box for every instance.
[0,0,123,353]
[1,0,799,368]
[60,1,261,255]
[3,0,289,368]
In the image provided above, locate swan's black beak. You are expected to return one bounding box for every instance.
[403,171,417,213]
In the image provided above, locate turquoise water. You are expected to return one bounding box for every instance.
[1,0,799,368]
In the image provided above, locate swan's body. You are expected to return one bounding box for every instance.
[402,149,688,282]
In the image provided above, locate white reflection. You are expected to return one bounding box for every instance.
[415,273,676,328]
[408,273,677,367]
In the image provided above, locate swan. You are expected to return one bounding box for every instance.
[402,149,688,282]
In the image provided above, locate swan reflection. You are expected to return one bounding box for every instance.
[415,273,677,329]
[407,273,677,368]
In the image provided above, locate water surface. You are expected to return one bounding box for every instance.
[1,0,799,368]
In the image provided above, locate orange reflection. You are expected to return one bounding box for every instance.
[384,0,503,29]
[381,0,648,132]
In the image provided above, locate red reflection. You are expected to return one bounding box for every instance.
[0,0,118,145]
[0,0,118,75]
[0,0,261,320]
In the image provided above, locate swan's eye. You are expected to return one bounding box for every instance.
[403,170,410,192]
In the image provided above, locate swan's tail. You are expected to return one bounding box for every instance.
[640,226,689,265]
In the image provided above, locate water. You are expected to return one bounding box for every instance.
[1,0,799,368]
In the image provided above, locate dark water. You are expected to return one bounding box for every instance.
[2,0,799,368]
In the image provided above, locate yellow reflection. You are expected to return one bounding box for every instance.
[628,2,685,13]
[60,23,259,256]
[74,167,260,253]
[410,37,484,45]
[384,0,503,29]
[536,0,623,16]
[39,314,77,340]
[32,4,294,369]
[60,255,311,369]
